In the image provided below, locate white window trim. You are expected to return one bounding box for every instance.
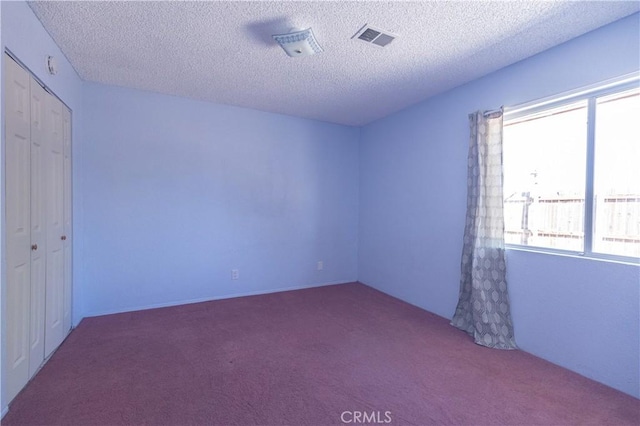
[504,72,640,120]
[503,72,640,265]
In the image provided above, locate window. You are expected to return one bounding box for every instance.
[503,79,640,261]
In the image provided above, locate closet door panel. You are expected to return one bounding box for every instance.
[44,94,65,357]
[29,78,48,376]
[4,54,74,403]
[4,55,31,403]
[63,106,72,333]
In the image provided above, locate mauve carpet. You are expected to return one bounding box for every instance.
[2,282,638,425]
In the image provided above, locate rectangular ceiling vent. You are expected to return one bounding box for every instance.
[352,24,397,48]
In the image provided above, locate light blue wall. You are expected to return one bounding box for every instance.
[81,82,359,316]
[1,1,84,412]
[507,251,639,398]
[0,2,4,418]
[359,13,640,398]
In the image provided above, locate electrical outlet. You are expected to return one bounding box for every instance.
[231,269,239,280]
[317,261,323,271]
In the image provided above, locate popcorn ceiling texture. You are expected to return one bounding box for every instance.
[28,1,639,126]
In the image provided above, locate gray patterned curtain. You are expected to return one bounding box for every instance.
[451,109,517,350]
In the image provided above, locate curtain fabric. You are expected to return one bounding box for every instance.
[451,110,517,350]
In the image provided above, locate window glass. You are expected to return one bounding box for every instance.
[593,89,640,258]
[503,101,588,251]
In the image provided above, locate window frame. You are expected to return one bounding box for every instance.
[503,73,640,264]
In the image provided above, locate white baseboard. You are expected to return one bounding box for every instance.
[83,280,353,319]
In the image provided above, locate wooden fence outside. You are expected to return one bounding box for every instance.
[504,194,640,257]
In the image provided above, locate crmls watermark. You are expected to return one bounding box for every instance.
[340,410,392,424]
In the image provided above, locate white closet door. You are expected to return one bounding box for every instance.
[44,94,65,357]
[29,78,48,377]
[62,106,72,333]
[4,55,32,403]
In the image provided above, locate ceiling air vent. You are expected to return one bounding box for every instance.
[352,24,397,47]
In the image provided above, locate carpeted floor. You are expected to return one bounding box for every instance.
[3,282,638,425]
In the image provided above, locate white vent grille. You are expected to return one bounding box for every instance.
[352,24,397,47]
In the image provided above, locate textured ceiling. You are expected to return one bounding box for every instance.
[29,1,639,126]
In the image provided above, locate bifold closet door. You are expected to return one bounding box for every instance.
[63,106,72,334]
[29,77,48,376]
[4,54,32,403]
[4,53,72,404]
[44,93,65,357]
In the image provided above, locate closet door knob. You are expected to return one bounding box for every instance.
[31,244,38,251]
[61,235,67,241]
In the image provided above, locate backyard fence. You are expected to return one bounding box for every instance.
[504,194,640,257]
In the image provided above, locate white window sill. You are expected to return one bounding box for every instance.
[505,245,640,266]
